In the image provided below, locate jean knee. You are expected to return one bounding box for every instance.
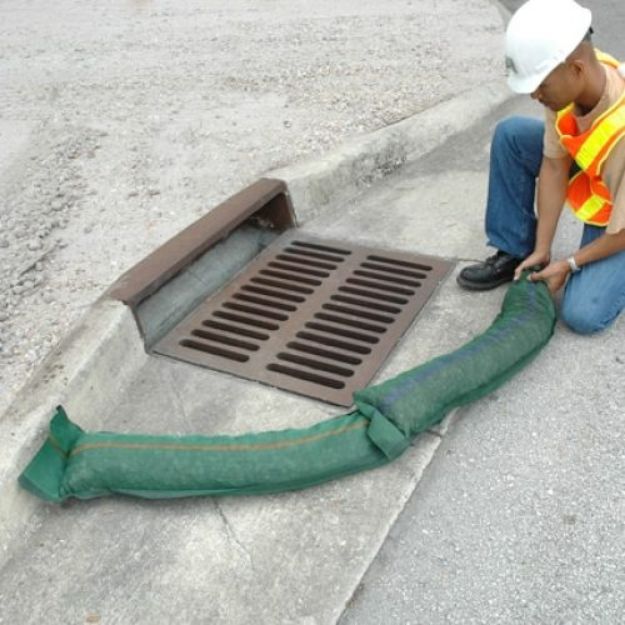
[492,117,523,152]
[560,298,607,335]
[491,116,544,166]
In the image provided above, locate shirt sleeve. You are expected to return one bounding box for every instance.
[605,138,625,234]
[543,108,569,159]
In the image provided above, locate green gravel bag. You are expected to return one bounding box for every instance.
[356,271,556,454]
[19,275,556,503]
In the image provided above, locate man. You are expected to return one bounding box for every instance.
[457,0,625,334]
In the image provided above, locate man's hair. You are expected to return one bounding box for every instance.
[583,27,594,42]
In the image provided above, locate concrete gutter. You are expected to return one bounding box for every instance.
[0,82,512,620]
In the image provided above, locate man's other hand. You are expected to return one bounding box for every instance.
[526,259,571,293]
[513,250,551,281]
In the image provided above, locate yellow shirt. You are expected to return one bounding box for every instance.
[543,63,625,234]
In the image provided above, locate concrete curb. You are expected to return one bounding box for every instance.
[490,0,513,24]
[0,81,511,578]
[0,298,146,562]
[270,81,511,223]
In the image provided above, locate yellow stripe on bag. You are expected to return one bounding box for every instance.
[69,419,368,458]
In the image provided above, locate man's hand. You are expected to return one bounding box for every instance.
[513,249,551,281]
[526,259,570,293]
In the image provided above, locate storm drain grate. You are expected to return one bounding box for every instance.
[153,234,453,405]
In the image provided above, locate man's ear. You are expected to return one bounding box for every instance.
[568,58,586,81]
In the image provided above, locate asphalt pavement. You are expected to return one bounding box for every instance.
[337,97,625,625]
[338,2,625,623]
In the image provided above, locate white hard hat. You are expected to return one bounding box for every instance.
[505,0,592,94]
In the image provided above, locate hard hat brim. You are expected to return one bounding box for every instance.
[507,67,553,94]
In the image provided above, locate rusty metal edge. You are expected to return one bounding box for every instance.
[106,177,296,309]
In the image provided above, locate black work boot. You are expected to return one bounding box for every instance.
[456,251,521,291]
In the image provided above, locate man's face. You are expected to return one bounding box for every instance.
[531,62,582,112]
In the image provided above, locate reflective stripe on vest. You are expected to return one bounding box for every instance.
[555,50,625,226]
[568,171,612,224]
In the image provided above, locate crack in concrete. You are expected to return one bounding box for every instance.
[163,367,191,429]
[214,501,256,572]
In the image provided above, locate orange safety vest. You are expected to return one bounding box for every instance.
[555,51,625,226]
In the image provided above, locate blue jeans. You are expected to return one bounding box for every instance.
[485,116,625,334]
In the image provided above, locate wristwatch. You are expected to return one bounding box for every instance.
[567,256,581,273]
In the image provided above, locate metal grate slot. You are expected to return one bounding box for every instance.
[266,363,346,389]
[313,313,387,334]
[345,278,414,296]
[202,320,270,341]
[330,294,402,313]
[336,286,408,305]
[283,247,347,263]
[267,261,330,278]
[291,240,352,255]
[367,254,432,271]
[222,302,289,321]
[286,341,363,365]
[353,269,421,288]
[179,339,249,362]
[322,303,394,324]
[305,322,380,344]
[232,293,297,312]
[276,352,354,377]
[360,261,427,279]
[212,311,280,330]
[295,331,372,354]
[241,284,306,302]
[259,269,322,286]
[154,234,452,405]
[250,277,314,294]
[275,254,337,270]
[190,329,260,351]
